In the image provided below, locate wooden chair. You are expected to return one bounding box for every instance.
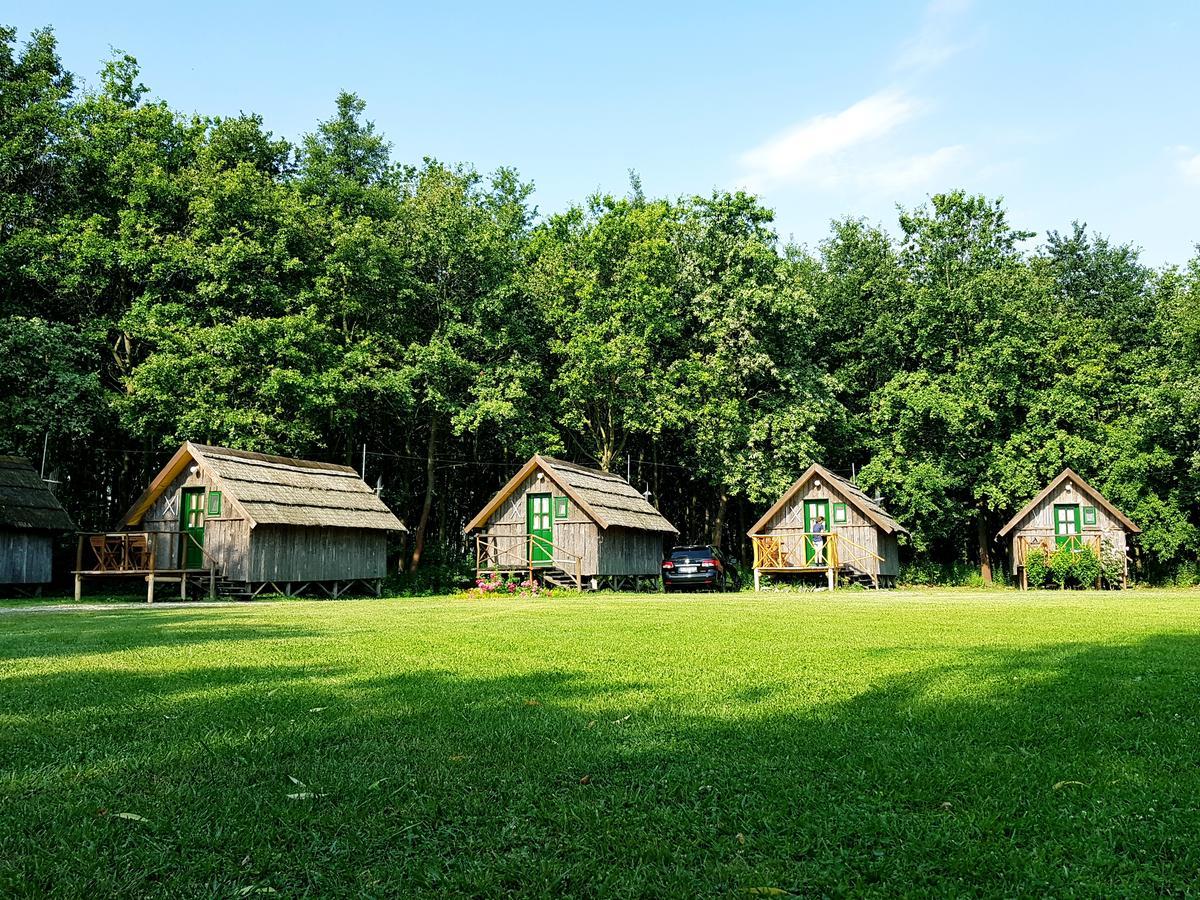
[126,533,152,570]
[89,535,120,571]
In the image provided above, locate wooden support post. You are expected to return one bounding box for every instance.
[74,573,82,602]
[753,569,761,592]
[374,579,382,598]
[209,567,215,600]
[827,565,835,591]
[181,572,187,600]
[147,535,156,603]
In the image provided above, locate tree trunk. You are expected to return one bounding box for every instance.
[409,419,440,572]
[977,511,993,585]
[711,491,728,548]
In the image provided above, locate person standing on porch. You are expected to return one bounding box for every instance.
[812,515,827,564]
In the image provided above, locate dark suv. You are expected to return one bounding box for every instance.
[662,545,739,592]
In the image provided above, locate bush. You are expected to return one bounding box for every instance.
[1025,548,1049,587]
[1026,546,1101,589]
[900,560,996,587]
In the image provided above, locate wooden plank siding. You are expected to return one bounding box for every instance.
[597,527,666,576]
[758,477,897,577]
[482,471,601,575]
[0,528,53,584]
[479,469,664,578]
[139,464,250,577]
[1007,479,1128,575]
[247,526,386,582]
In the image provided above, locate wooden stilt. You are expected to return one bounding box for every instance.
[74,573,82,602]
[753,569,761,592]
[147,575,155,604]
[209,567,216,599]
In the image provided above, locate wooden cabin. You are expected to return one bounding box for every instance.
[0,456,75,592]
[466,455,677,590]
[76,442,405,601]
[997,468,1139,589]
[748,463,905,590]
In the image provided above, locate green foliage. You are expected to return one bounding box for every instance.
[1,25,1198,579]
[1024,549,1049,588]
[1027,547,1102,589]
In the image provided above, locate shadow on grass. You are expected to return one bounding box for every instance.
[0,610,327,663]
[0,632,1198,896]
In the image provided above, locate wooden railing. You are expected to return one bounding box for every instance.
[836,533,886,587]
[73,530,219,602]
[1014,532,1102,568]
[751,531,840,571]
[75,530,219,573]
[475,533,584,590]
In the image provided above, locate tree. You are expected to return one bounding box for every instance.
[527,189,685,472]
[860,192,1037,581]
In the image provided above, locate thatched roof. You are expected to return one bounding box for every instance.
[465,455,677,533]
[997,468,1139,537]
[748,463,907,536]
[122,443,405,531]
[0,456,74,532]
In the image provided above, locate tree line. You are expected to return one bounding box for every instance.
[2,27,1198,584]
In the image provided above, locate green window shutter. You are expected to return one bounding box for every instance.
[1082,506,1097,526]
[554,496,569,519]
[207,490,222,517]
[832,503,848,524]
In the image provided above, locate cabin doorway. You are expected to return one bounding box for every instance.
[527,493,553,565]
[803,499,830,564]
[181,488,206,568]
[1054,503,1080,549]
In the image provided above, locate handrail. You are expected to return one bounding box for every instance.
[1015,532,1102,567]
[75,530,220,573]
[750,532,839,570]
[474,532,584,590]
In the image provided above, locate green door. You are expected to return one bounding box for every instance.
[1054,503,1081,549]
[182,488,206,568]
[527,493,554,565]
[803,499,830,564]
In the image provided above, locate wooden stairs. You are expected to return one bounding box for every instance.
[536,567,584,591]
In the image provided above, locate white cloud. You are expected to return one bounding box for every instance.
[853,145,966,192]
[739,89,919,191]
[1175,147,1200,185]
[894,0,974,73]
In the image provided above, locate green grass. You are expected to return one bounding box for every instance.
[2,590,1199,897]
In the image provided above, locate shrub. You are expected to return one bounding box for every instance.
[1072,547,1102,587]
[1024,549,1049,587]
[1028,546,1101,589]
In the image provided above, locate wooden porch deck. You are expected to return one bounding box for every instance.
[73,531,218,602]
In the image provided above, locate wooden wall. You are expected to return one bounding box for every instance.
[758,477,899,576]
[139,462,251,578]
[248,526,386,582]
[0,529,53,584]
[479,468,668,577]
[597,527,666,576]
[1008,478,1129,574]
[482,470,601,575]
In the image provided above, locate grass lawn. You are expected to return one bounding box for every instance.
[2,589,1199,897]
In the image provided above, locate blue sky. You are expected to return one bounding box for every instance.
[14,1,1200,264]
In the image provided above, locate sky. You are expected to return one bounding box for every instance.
[12,1,1200,264]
